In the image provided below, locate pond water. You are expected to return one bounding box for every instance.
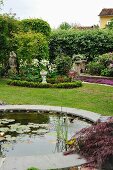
[0,112,91,157]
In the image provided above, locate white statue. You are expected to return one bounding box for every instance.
[9,51,17,74]
[9,51,17,68]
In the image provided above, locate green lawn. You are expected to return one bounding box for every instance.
[0,79,113,116]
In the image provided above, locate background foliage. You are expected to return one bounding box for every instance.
[14,32,49,64]
[20,18,51,37]
[49,29,113,62]
[0,14,20,75]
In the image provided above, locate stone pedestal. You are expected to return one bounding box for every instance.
[40,70,47,83]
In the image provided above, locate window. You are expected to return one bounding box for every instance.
[107,21,111,25]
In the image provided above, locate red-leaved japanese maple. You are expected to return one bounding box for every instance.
[65,118,113,170]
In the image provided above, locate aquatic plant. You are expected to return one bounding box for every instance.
[55,116,69,152]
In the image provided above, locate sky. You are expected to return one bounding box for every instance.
[1,0,113,28]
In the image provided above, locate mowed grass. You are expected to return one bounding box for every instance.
[0,79,113,116]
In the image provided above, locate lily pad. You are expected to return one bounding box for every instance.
[5,136,16,141]
[36,129,49,135]
[0,127,9,132]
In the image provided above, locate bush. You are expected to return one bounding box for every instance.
[14,32,49,63]
[47,76,71,84]
[101,68,113,77]
[99,53,113,67]
[66,118,113,169]
[7,80,82,88]
[101,68,110,76]
[86,62,105,75]
[10,65,42,82]
[55,54,72,76]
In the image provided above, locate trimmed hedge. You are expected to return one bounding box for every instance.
[7,80,82,89]
[49,29,113,62]
[53,81,82,88]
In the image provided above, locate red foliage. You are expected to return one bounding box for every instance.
[67,118,113,169]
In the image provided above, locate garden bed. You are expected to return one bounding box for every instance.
[78,75,113,86]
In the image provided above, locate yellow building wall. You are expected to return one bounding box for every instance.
[100,16,113,28]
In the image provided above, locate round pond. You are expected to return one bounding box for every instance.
[0,112,91,157]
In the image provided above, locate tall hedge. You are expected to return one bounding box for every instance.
[20,18,51,37]
[49,29,113,62]
[0,14,19,67]
[14,32,49,63]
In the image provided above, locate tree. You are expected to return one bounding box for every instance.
[66,118,113,170]
[106,19,113,29]
[0,0,3,9]
[58,22,71,30]
[14,32,49,64]
[0,13,20,75]
[20,18,51,37]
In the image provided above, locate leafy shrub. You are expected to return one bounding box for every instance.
[14,32,49,63]
[99,53,113,67]
[86,52,113,77]
[47,76,71,84]
[101,68,110,76]
[7,80,82,88]
[101,68,113,77]
[108,68,113,77]
[86,62,105,75]
[47,71,58,78]
[55,54,72,76]
[9,64,42,82]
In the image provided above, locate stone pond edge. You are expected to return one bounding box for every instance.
[0,105,101,170]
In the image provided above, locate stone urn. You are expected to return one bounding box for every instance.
[40,70,47,83]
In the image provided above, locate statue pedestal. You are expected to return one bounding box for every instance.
[40,70,47,83]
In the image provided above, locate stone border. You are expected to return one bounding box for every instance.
[0,105,101,170]
[0,105,101,122]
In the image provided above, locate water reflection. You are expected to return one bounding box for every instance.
[0,112,91,157]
